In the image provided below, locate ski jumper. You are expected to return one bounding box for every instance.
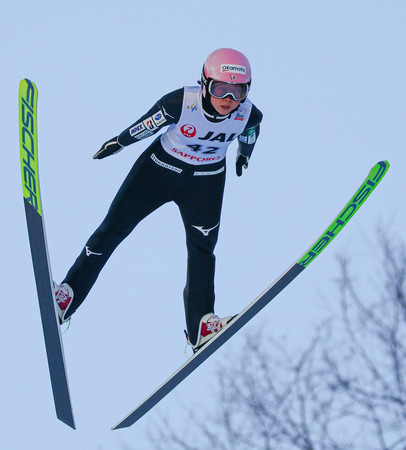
[62,86,262,345]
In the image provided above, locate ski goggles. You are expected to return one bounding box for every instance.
[208,80,249,101]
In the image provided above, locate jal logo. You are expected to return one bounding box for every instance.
[180,124,197,138]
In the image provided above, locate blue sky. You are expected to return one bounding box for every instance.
[2,1,405,449]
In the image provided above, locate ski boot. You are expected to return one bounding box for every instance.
[186,313,235,353]
[54,282,74,324]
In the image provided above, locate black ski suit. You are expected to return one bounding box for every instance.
[62,87,262,345]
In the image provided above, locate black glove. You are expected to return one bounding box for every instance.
[93,137,123,160]
[236,154,249,177]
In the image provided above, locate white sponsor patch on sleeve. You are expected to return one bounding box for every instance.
[152,110,167,127]
[239,127,256,145]
[143,117,158,131]
[129,122,146,136]
[247,131,256,145]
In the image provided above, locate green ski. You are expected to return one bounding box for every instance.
[113,160,389,429]
[19,78,75,429]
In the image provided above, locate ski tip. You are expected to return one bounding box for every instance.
[375,160,390,172]
[366,161,390,187]
[19,78,37,89]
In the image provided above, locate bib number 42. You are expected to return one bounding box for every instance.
[187,144,220,154]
